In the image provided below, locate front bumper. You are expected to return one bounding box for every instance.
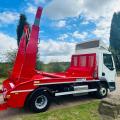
[108,82,116,92]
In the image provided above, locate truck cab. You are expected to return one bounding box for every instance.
[75,40,116,91]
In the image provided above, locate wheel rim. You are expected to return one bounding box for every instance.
[100,87,107,96]
[35,95,48,109]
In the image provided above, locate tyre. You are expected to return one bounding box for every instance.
[29,91,51,113]
[95,84,108,99]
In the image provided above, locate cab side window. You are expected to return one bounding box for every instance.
[103,54,113,70]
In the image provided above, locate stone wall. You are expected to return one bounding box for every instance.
[99,96,120,120]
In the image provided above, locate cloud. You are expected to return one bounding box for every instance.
[56,20,66,28]
[0,32,17,51]
[0,33,74,63]
[43,0,113,20]
[39,39,75,56]
[43,0,83,20]
[0,11,19,24]
[72,31,88,40]
[40,55,72,63]
[26,4,37,14]
[34,0,46,4]
[83,0,110,20]
[92,18,111,44]
[93,29,110,44]
[33,0,51,6]
[39,39,75,63]
[43,0,120,42]
[44,0,120,20]
[0,32,17,62]
[81,21,89,25]
[58,34,68,41]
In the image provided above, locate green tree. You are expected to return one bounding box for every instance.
[5,49,17,64]
[36,54,44,70]
[51,63,63,72]
[16,14,30,46]
[47,62,69,72]
[110,12,120,70]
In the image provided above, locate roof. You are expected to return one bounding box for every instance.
[76,40,108,51]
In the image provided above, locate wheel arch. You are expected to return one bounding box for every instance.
[99,80,109,89]
[24,86,53,108]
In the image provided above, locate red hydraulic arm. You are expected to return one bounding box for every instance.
[0,7,43,111]
[20,7,42,79]
[11,7,43,83]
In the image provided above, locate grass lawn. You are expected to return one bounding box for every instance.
[22,100,100,120]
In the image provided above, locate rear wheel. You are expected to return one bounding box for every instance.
[29,91,50,113]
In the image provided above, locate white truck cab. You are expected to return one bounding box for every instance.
[75,40,116,92]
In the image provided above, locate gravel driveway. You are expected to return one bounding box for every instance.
[0,76,119,120]
[109,76,120,96]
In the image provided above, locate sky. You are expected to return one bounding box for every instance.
[0,0,120,63]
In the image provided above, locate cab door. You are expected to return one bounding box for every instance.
[102,53,116,91]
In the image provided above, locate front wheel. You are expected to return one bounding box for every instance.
[95,84,108,99]
[29,91,51,113]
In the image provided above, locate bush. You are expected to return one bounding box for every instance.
[0,62,13,77]
[0,61,70,77]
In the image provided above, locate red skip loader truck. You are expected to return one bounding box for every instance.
[0,7,116,112]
